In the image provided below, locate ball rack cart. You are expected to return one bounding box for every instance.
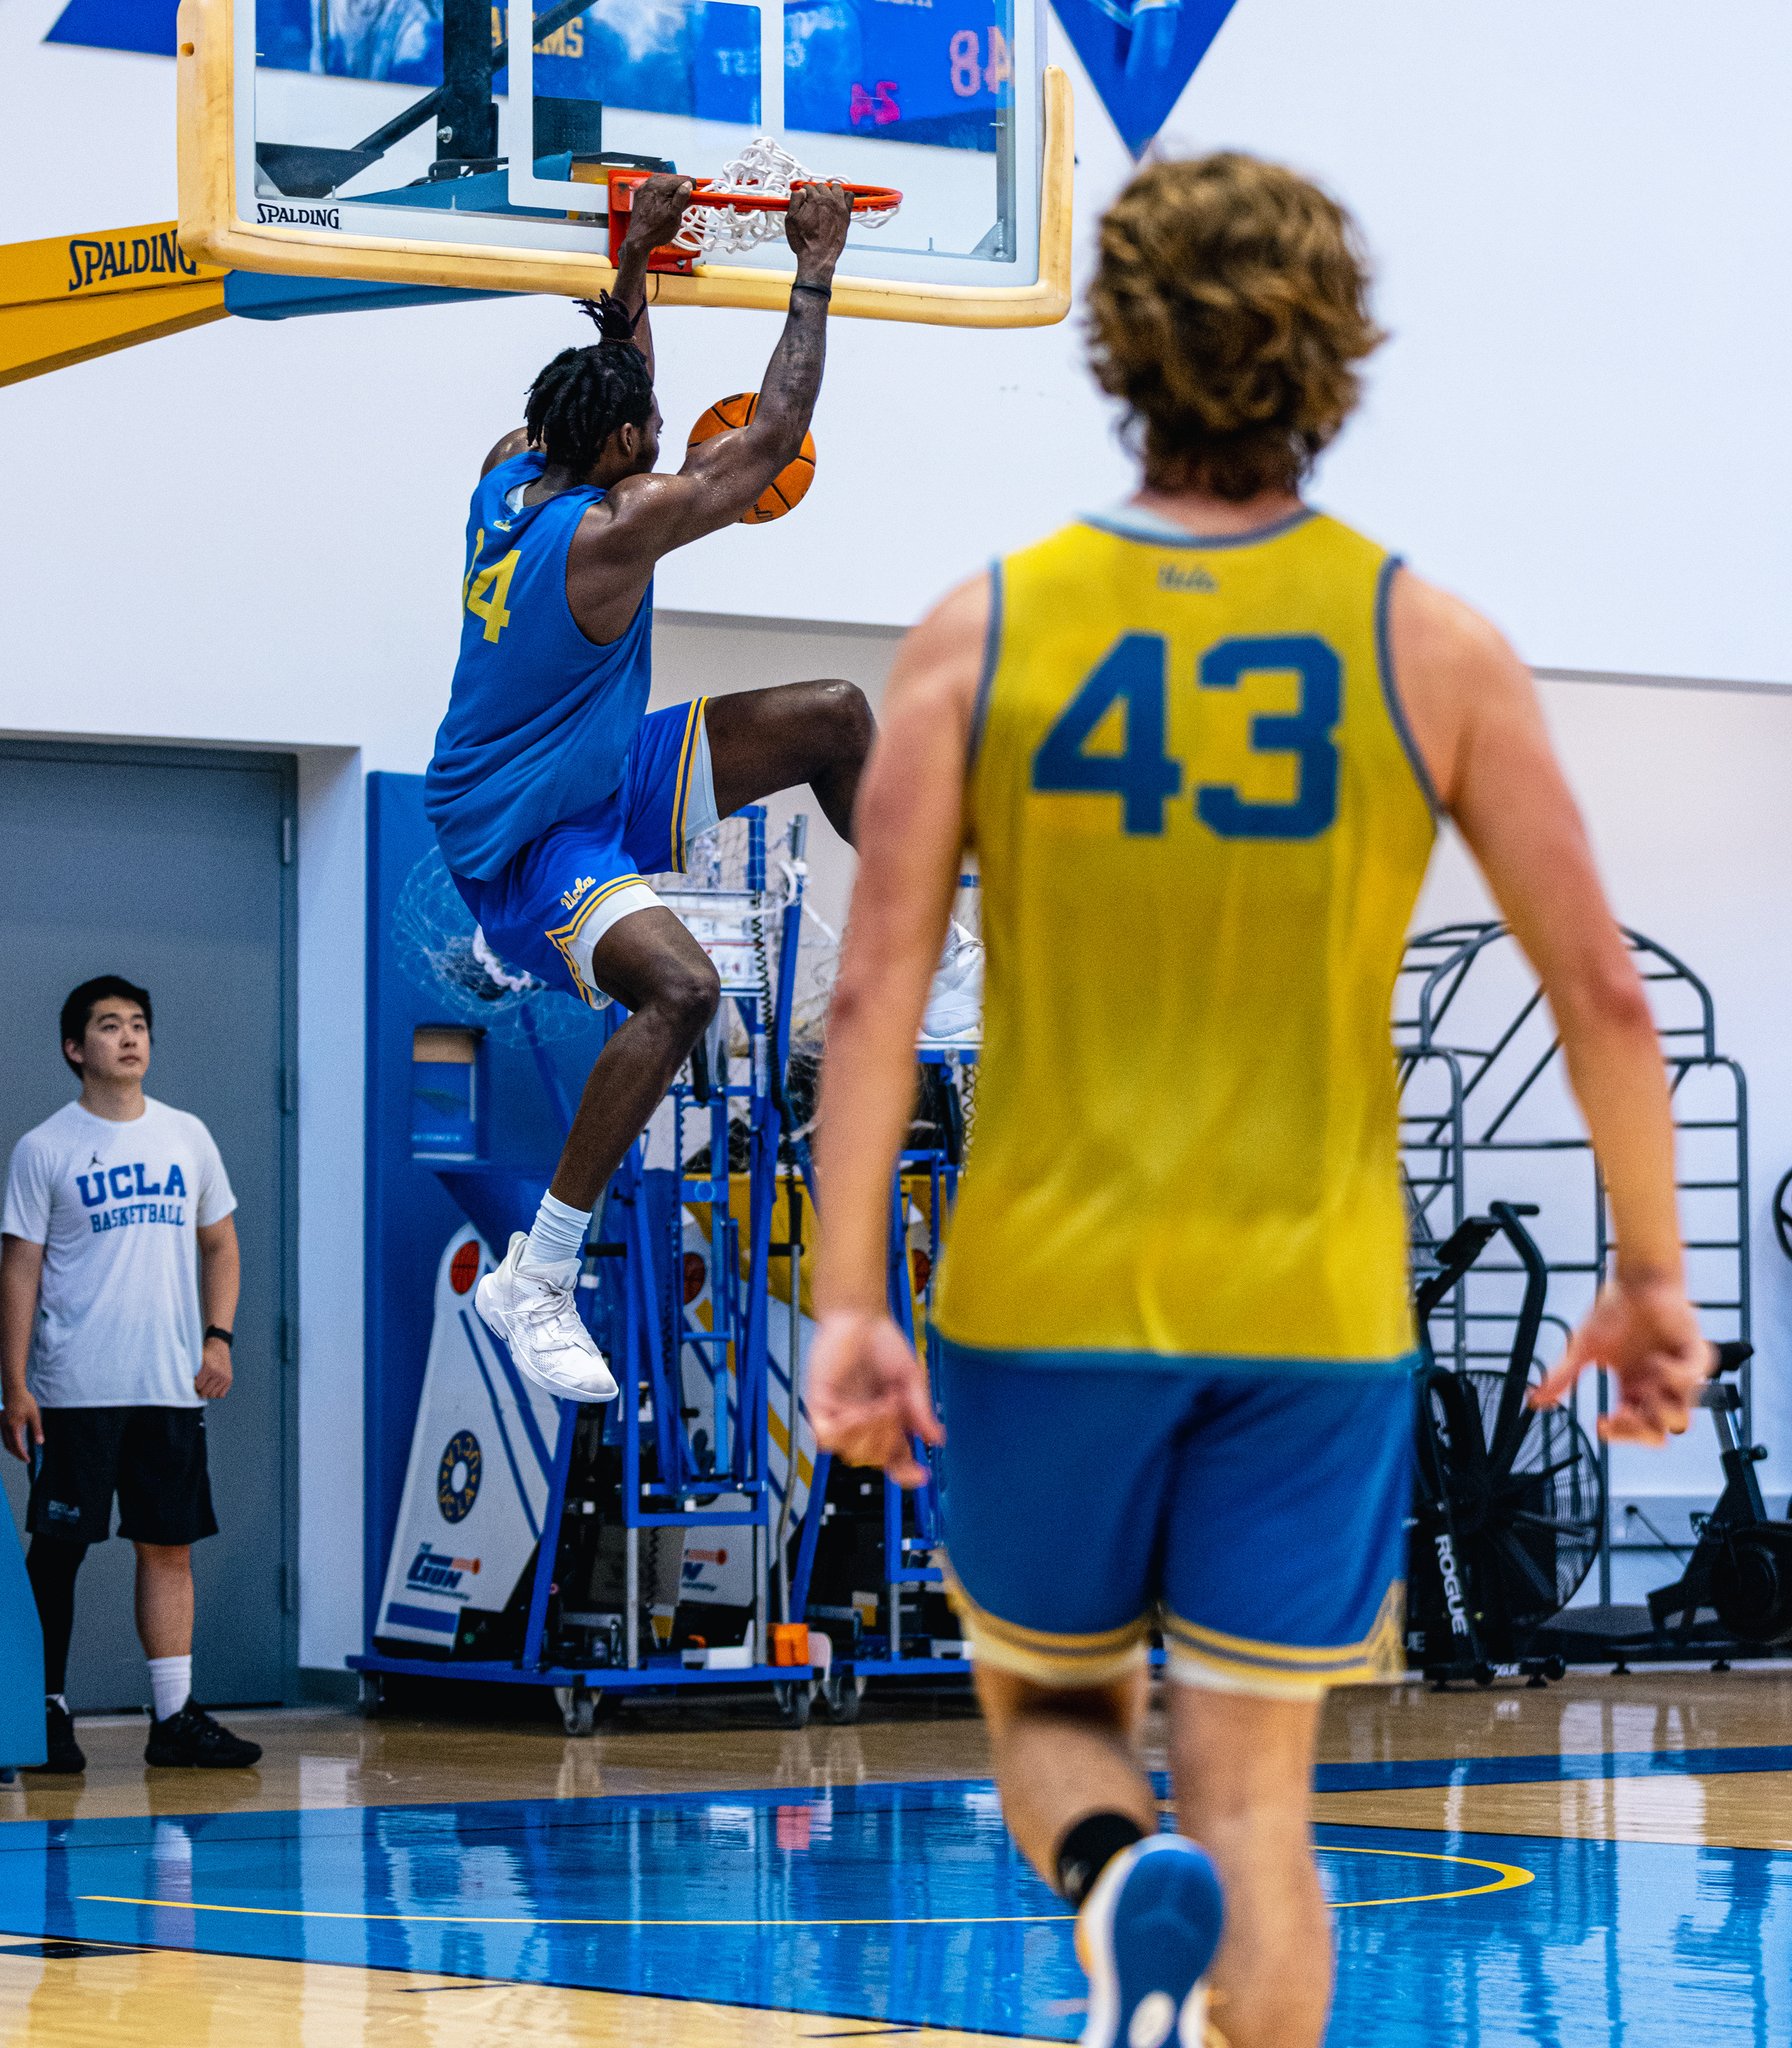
[355,802,833,1725]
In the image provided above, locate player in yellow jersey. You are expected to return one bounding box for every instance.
[807,153,1709,2048]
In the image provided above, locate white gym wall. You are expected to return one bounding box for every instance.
[1419,675,1792,1600]
[4,0,1792,1667]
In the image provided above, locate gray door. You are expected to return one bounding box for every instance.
[0,743,296,1710]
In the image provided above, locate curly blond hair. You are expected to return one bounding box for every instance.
[1088,152,1385,501]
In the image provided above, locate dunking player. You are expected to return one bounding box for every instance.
[808,153,1708,2048]
[427,178,967,1400]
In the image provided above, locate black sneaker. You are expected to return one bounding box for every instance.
[144,1698,262,1770]
[22,1700,85,1775]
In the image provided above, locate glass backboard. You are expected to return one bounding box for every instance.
[176,0,1071,324]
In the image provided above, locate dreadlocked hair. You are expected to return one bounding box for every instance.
[524,293,654,478]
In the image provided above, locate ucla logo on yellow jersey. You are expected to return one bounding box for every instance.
[1156,561,1217,594]
[936,507,1437,1375]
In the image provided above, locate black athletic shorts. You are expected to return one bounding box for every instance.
[26,1406,219,1547]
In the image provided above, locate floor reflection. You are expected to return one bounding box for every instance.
[2,1778,1789,2045]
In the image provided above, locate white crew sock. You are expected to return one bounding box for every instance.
[148,1654,192,1724]
[520,1192,592,1286]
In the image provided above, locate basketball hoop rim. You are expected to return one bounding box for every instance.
[683,178,903,216]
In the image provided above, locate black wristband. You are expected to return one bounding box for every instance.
[791,282,832,302]
[204,1326,234,1349]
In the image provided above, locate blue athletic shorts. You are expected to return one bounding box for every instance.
[450,698,719,1009]
[935,1342,1414,1698]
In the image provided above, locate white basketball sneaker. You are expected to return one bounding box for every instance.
[475,1234,619,1403]
[920,923,984,1047]
[1077,1836,1225,2048]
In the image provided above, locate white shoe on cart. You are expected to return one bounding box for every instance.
[920,924,984,1047]
[475,1233,619,1403]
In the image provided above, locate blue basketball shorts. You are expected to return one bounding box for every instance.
[935,1342,1414,1699]
[450,698,719,1009]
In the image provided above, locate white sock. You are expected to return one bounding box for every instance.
[520,1192,591,1286]
[148,1654,192,1724]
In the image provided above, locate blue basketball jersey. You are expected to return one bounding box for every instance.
[426,451,654,882]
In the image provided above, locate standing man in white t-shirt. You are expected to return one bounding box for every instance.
[0,976,263,1773]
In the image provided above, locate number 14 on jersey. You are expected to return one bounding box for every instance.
[463,528,520,643]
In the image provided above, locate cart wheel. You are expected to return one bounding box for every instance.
[556,1684,600,1737]
[774,1681,813,1729]
[357,1673,385,1718]
[823,1670,866,1725]
[1541,1655,1567,1682]
[1472,1663,1496,1688]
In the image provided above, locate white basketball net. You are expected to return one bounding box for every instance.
[670,136,900,259]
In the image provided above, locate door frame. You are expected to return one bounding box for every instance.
[0,738,302,1700]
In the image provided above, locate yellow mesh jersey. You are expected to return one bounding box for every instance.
[932,508,1437,1369]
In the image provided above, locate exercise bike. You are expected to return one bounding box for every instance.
[1411,1199,1792,1677]
[1405,1201,1604,1687]
[1646,1340,1792,1649]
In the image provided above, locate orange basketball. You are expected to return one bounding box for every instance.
[686,392,816,524]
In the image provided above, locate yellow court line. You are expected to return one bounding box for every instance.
[81,1897,1074,1927]
[83,1846,1531,1927]
[1321,1845,1535,1908]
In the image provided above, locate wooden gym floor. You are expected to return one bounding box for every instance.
[3,1669,1791,2045]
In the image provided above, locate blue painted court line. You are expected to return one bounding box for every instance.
[1311,1743,1792,1793]
[1,1778,1790,2045]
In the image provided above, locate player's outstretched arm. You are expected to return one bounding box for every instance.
[603,183,852,553]
[807,576,987,1486]
[1391,571,1708,1445]
[607,172,696,381]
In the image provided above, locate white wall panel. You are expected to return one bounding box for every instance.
[5,0,1792,672]
[1417,673,1792,1518]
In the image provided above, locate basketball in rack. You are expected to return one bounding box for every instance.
[608,140,902,277]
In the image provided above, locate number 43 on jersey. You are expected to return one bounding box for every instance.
[1031,632,1343,841]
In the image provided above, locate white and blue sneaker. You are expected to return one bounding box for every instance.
[1077,1836,1225,2048]
[919,922,984,1047]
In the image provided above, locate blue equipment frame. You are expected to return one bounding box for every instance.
[354,783,826,1722]
[788,1048,976,1713]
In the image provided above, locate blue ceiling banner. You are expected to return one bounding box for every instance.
[48,0,1235,161]
[45,0,179,55]
[1051,0,1238,158]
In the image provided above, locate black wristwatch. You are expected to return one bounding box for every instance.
[204,1326,234,1349]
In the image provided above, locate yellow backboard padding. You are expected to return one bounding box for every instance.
[0,279,227,388]
[176,0,1073,328]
